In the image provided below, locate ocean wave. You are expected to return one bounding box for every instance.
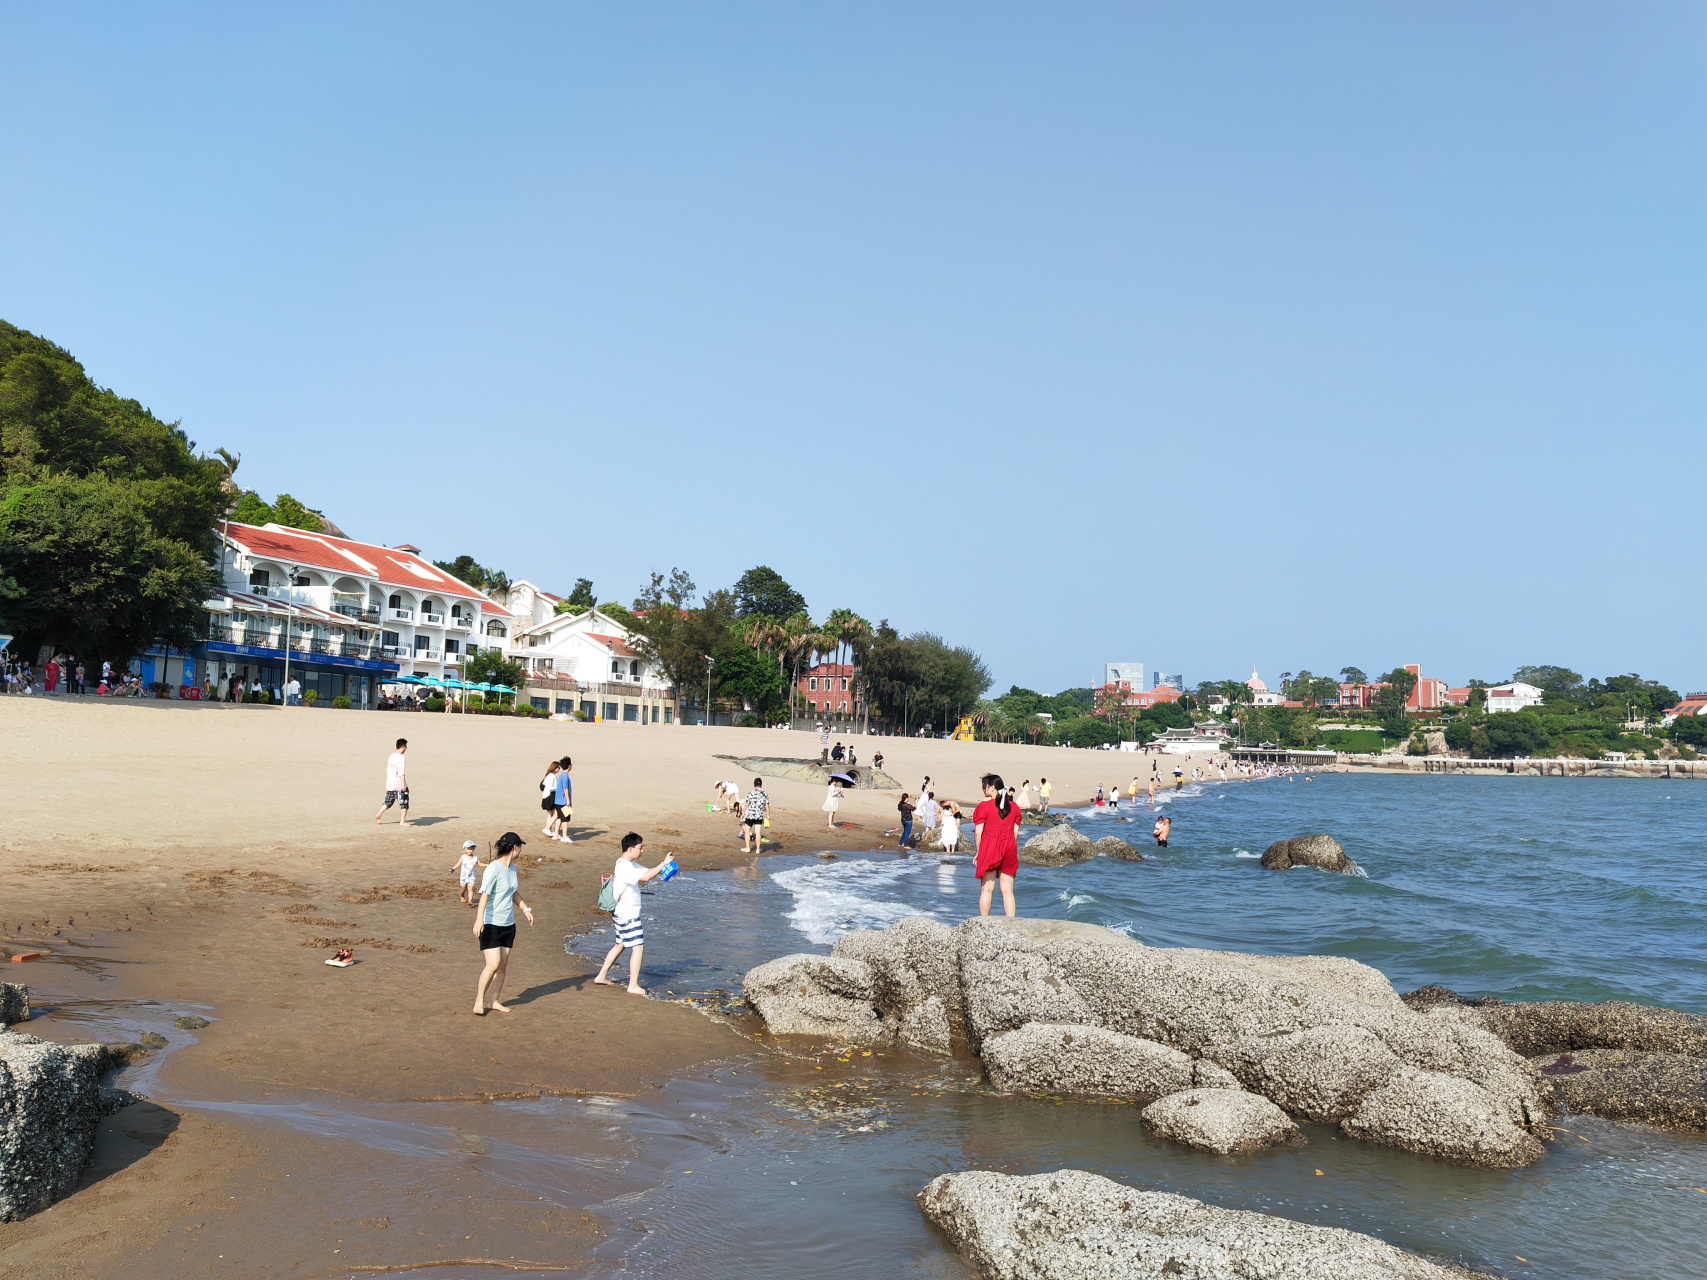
[770,858,933,945]
[1233,849,1260,859]
[1057,891,1095,908]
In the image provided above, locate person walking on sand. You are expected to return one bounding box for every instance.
[594,832,669,995]
[552,757,574,843]
[375,738,410,825]
[1039,778,1051,813]
[973,773,1023,918]
[819,723,831,763]
[896,793,916,849]
[472,832,533,1015]
[540,760,562,837]
[452,840,480,906]
[1152,814,1171,847]
[740,777,769,854]
[822,778,843,829]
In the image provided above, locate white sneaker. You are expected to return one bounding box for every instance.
[558,836,573,844]
[542,827,553,836]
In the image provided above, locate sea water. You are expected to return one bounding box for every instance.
[559,772,1707,1279]
[70,773,1707,1278]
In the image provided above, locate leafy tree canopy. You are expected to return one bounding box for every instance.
[1340,666,1368,686]
[733,565,807,620]
[463,646,524,690]
[1510,665,1585,704]
[1371,667,1418,736]
[0,321,228,661]
[567,578,596,608]
[433,554,510,594]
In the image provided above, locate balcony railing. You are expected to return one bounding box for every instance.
[420,612,445,626]
[448,615,473,630]
[415,648,442,661]
[389,607,414,622]
[382,645,408,659]
[335,604,381,622]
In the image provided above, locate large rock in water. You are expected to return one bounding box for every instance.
[745,917,1551,1168]
[1260,834,1359,874]
[918,1168,1489,1280]
[1140,1087,1302,1155]
[1019,825,1098,866]
[740,955,881,1042]
[1094,836,1143,861]
[1530,1049,1707,1132]
[0,1031,110,1221]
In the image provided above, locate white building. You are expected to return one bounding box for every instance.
[1104,662,1144,691]
[1248,667,1282,706]
[503,607,676,723]
[1484,681,1544,713]
[207,523,491,704]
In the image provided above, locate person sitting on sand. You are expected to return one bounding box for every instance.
[1152,815,1171,848]
[452,840,480,906]
[473,832,533,1015]
[594,832,670,995]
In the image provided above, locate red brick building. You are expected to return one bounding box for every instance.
[798,662,861,717]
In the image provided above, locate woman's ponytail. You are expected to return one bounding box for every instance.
[983,773,1010,818]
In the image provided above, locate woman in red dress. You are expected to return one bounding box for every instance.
[972,773,1024,918]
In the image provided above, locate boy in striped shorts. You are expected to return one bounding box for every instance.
[593,832,669,995]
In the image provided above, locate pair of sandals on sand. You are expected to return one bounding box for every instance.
[324,948,355,967]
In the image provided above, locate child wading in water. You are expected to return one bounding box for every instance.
[452,840,480,906]
[973,773,1024,917]
[595,833,671,995]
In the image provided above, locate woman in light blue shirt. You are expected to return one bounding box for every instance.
[472,831,534,1016]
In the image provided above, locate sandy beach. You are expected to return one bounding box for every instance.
[0,697,1207,1277]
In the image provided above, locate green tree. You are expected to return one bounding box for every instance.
[1478,711,1549,757]
[1339,666,1368,686]
[1052,687,1095,717]
[1671,714,1707,748]
[628,569,734,722]
[1372,667,1418,737]
[733,565,807,620]
[1510,665,1586,706]
[270,493,320,531]
[464,646,524,691]
[1051,713,1119,747]
[231,491,274,525]
[0,472,214,664]
[567,578,596,609]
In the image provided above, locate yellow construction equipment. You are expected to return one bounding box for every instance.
[953,716,976,742]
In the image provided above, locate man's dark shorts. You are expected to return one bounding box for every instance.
[382,789,410,810]
[743,818,763,829]
[478,923,517,950]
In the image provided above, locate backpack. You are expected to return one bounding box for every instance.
[596,873,616,914]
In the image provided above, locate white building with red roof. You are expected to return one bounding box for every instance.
[503,607,675,723]
[201,522,493,704]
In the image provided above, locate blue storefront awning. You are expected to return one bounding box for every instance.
[200,640,400,675]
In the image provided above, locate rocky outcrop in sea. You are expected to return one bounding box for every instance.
[1260,834,1360,875]
[918,1168,1496,1279]
[744,917,1552,1168]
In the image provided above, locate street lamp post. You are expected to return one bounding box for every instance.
[281,564,300,707]
[703,656,715,727]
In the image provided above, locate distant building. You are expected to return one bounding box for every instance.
[1484,682,1544,713]
[798,662,861,717]
[503,607,673,722]
[1445,687,1474,706]
[1153,672,1183,691]
[1402,664,1449,711]
[1247,668,1282,707]
[1104,662,1144,691]
[1663,693,1707,725]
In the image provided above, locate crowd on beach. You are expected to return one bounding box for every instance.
[3,653,133,696]
[357,729,1309,1023]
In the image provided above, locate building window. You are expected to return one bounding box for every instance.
[444,639,459,654]
[623,704,639,722]
[249,569,270,587]
[556,699,574,715]
[841,677,848,690]
[293,575,310,587]
[809,677,818,691]
[389,595,401,609]
[663,707,672,723]
[611,659,621,677]
[630,660,640,680]
[465,643,478,656]
[413,636,428,651]
[451,603,463,618]
[531,697,549,711]
[382,630,399,647]
[534,658,554,672]
[651,706,660,723]
[486,620,506,637]
[580,700,596,718]
[603,702,618,720]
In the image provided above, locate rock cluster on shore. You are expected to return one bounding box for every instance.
[1402,985,1707,1133]
[0,983,28,1029]
[918,1168,1494,1280]
[744,917,1551,1167]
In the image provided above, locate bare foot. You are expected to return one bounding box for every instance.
[489,1003,511,1014]
[626,986,647,996]
[592,976,615,986]
[471,1008,486,1016]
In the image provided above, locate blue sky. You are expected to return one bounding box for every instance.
[3,4,1702,695]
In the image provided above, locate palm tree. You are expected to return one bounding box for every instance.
[841,614,873,732]
[781,613,816,723]
[211,449,241,578]
[744,617,785,720]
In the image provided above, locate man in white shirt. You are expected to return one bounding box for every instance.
[374,738,410,826]
[287,676,301,706]
[593,832,670,995]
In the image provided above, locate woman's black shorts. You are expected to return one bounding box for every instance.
[541,796,556,812]
[478,923,517,951]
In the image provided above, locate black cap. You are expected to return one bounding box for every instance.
[495,831,526,855]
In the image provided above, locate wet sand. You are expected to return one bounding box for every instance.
[0,697,1207,1276]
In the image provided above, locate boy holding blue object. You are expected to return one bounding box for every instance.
[594,832,671,996]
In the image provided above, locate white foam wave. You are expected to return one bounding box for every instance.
[1233,848,1259,859]
[770,858,934,946]
[1106,920,1138,938]
[1057,891,1094,908]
